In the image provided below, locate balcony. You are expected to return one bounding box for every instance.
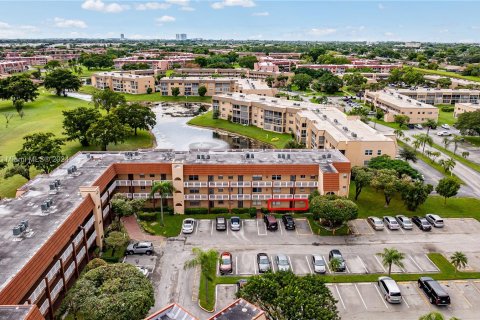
[184,182,208,187]
[252,181,272,187]
[209,194,230,200]
[208,181,229,187]
[273,181,294,187]
[295,181,318,187]
[294,194,309,199]
[230,194,251,200]
[273,194,294,199]
[116,180,131,187]
[131,180,153,187]
[252,194,273,200]
[184,194,208,200]
[230,181,251,187]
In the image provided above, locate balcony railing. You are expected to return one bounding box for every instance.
[230,194,251,200]
[273,181,294,187]
[252,181,272,187]
[208,182,229,187]
[295,181,318,187]
[131,180,153,187]
[209,194,230,200]
[273,194,294,199]
[116,180,131,187]
[184,182,208,187]
[230,181,251,187]
[252,194,273,200]
[294,194,309,199]
[184,194,208,200]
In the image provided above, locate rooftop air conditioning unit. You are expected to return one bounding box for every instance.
[343,126,348,131]
[333,119,338,124]
[351,132,358,138]
[322,114,327,119]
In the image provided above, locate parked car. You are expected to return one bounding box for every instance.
[437,131,451,136]
[216,217,227,231]
[378,276,402,304]
[282,214,296,230]
[415,124,423,129]
[275,254,291,272]
[407,124,415,129]
[126,242,154,255]
[230,216,241,231]
[367,216,385,230]
[328,249,346,272]
[418,277,451,306]
[395,215,413,230]
[182,218,195,234]
[425,214,444,228]
[441,124,450,130]
[219,252,233,275]
[412,216,432,231]
[264,215,278,231]
[383,216,400,230]
[257,253,271,273]
[236,279,248,290]
[311,255,326,274]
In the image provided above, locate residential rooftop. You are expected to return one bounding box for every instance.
[93,71,154,79]
[208,299,265,320]
[145,303,199,320]
[395,88,480,94]
[373,90,439,110]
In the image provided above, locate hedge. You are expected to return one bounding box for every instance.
[184,208,209,215]
[137,211,157,221]
[209,207,229,214]
[231,207,257,217]
[440,106,454,112]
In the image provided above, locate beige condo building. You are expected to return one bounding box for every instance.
[91,72,155,94]
[395,88,480,105]
[454,102,480,117]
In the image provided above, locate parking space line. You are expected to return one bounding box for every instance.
[288,256,294,273]
[402,296,410,308]
[345,263,350,274]
[272,256,276,272]
[374,255,386,272]
[279,220,284,235]
[398,227,405,234]
[253,256,257,275]
[409,255,423,272]
[226,224,229,235]
[195,220,199,235]
[415,284,432,308]
[424,254,440,271]
[334,285,346,310]
[323,256,331,273]
[305,255,313,274]
[211,220,214,236]
[235,256,238,275]
[358,256,369,274]
[373,283,389,309]
[257,219,267,236]
[304,218,314,235]
[354,284,368,309]
[384,226,390,234]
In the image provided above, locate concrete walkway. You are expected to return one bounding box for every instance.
[121,215,164,244]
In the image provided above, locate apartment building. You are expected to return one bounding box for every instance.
[91,72,155,94]
[454,102,480,117]
[113,57,194,70]
[296,63,401,74]
[213,93,396,166]
[5,55,52,66]
[365,89,439,124]
[254,61,279,72]
[157,77,277,96]
[0,61,28,74]
[394,88,480,105]
[258,57,299,71]
[424,75,480,89]
[175,68,293,85]
[0,148,350,319]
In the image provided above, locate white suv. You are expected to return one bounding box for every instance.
[426,214,444,228]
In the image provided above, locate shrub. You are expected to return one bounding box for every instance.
[231,208,251,214]
[137,211,157,221]
[139,221,156,235]
[184,208,209,215]
[210,207,229,214]
[84,258,107,273]
[440,105,454,112]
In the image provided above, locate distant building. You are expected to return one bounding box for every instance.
[120,33,125,39]
[0,61,28,74]
[91,71,155,94]
[176,33,187,41]
[454,102,480,117]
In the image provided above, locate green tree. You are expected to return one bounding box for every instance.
[401,180,433,211]
[399,147,417,162]
[393,129,404,139]
[171,87,180,96]
[310,196,358,234]
[376,248,405,276]
[45,60,61,70]
[91,88,126,113]
[435,77,452,88]
[462,151,470,158]
[343,73,367,93]
[4,164,31,181]
[455,110,480,136]
[370,168,401,207]
[413,133,433,153]
[62,107,102,146]
[329,257,343,275]
[284,140,305,149]
[237,55,258,69]
[435,176,461,204]
[59,276,92,320]
[0,74,38,106]
[86,114,132,151]
[198,85,207,97]
[438,158,456,174]
[423,119,438,135]
[84,258,107,273]
[394,114,410,128]
[238,271,340,320]
[418,312,446,320]
[312,73,343,94]
[150,180,175,226]
[292,73,313,91]
[451,135,464,155]
[265,75,275,88]
[104,231,129,256]
[114,103,156,135]
[450,251,468,272]
[184,248,218,306]
[351,166,373,200]
[44,68,82,96]
[110,195,134,220]
[368,155,421,179]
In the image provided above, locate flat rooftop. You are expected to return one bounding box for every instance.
[93,71,153,79]
[395,88,480,95]
[456,102,480,109]
[372,90,438,110]
[236,78,270,90]
[209,299,264,320]
[0,149,348,291]
[146,303,198,320]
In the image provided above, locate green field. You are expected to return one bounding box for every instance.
[435,104,457,126]
[414,67,480,83]
[464,136,480,147]
[188,111,293,148]
[0,88,154,198]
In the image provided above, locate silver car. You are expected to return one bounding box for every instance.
[275,254,291,272]
[426,214,444,228]
[257,253,271,273]
[126,242,154,255]
[312,255,326,274]
[395,215,413,230]
[383,216,400,230]
[230,216,241,231]
[368,216,384,230]
[182,218,195,234]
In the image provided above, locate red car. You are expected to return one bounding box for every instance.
[219,252,233,275]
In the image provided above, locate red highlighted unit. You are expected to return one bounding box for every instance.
[266,198,309,212]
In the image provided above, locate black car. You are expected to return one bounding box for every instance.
[216,217,227,231]
[418,277,450,306]
[281,215,296,230]
[264,215,278,231]
[412,216,432,231]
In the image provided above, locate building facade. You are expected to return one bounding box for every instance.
[394,88,480,105]
[296,63,401,74]
[91,72,155,94]
[0,61,28,74]
[113,57,194,70]
[175,68,293,85]
[454,102,480,117]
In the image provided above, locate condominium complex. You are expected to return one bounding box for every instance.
[213,93,396,166]
[4,55,52,66]
[365,89,439,124]
[394,88,480,105]
[0,148,350,319]
[296,63,401,74]
[175,68,294,85]
[157,77,278,96]
[454,102,480,117]
[424,75,480,89]
[0,60,28,74]
[113,57,194,70]
[257,56,299,71]
[254,61,279,72]
[91,72,155,94]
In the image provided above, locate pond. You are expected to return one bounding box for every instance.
[151,103,271,150]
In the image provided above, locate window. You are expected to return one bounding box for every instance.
[253,187,262,193]
[189,201,200,206]
[140,186,146,190]
[139,174,145,178]
[252,175,262,181]
[310,175,316,179]
[190,189,200,194]
[228,176,233,179]
[189,175,199,181]
[300,188,305,192]
[218,188,224,192]
[273,188,281,193]
[218,200,224,205]
[218,176,223,180]
[253,200,262,206]
[364,150,373,156]
[149,174,155,178]
[300,175,306,179]
[161,174,167,180]
[377,150,382,155]
[272,175,281,180]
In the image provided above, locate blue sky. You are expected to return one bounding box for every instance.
[0,1,479,42]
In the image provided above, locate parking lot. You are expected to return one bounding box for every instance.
[328,280,480,320]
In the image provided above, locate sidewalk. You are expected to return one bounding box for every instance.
[121,215,164,244]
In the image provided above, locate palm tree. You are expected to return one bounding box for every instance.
[442,137,451,149]
[419,312,445,320]
[149,180,175,226]
[413,133,433,153]
[184,248,218,306]
[450,251,468,273]
[376,248,405,276]
[451,135,464,155]
[439,158,456,174]
[329,257,342,275]
[393,129,404,139]
[423,119,437,136]
[412,139,422,151]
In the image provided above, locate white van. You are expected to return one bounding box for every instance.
[378,276,402,304]
[426,214,444,228]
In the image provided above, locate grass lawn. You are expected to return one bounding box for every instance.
[188,111,293,148]
[414,67,480,83]
[463,136,480,147]
[435,104,456,126]
[372,119,403,130]
[0,88,154,198]
[74,66,114,78]
[431,142,480,173]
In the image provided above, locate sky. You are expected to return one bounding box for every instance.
[0,0,479,42]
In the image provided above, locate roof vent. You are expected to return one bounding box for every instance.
[333,119,338,124]
[342,126,348,131]
[12,220,33,241]
[351,132,358,138]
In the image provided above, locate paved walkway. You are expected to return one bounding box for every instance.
[121,215,164,244]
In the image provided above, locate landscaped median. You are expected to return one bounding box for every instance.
[187,111,293,148]
[431,142,480,173]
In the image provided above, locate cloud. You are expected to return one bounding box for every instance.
[81,0,129,13]
[378,3,385,10]
[0,21,39,38]
[156,15,176,25]
[384,31,395,37]
[135,2,171,10]
[166,0,190,6]
[211,0,256,10]
[53,17,88,29]
[180,6,195,11]
[252,11,269,16]
[308,28,337,37]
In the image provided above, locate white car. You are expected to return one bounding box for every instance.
[182,218,195,234]
[437,131,451,136]
[395,215,413,230]
[425,214,444,228]
[383,216,400,230]
[368,216,385,230]
[275,254,291,272]
[415,124,423,130]
[441,124,450,130]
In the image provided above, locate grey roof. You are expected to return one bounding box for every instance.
[210,299,264,320]
[0,305,34,319]
[147,303,198,320]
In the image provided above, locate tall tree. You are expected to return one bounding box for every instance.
[399,147,417,162]
[4,165,31,181]
[104,231,129,257]
[451,135,463,155]
[114,103,156,135]
[310,196,358,234]
[351,166,373,200]
[438,158,456,174]
[171,87,180,96]
[63,107,101,146]
[455,110,480,136]
[0,74,38,106]
[184,248,218,307]
[149,180,175,226]
[413,133,433,153]
[422,119,438,135]
[370,168,401,207]
[44,68,82,96]
[197,85,207,97]
[86,114,132,151]
[401,180,433,211]
[450,251,468,272]
[377,248,405,276]
[312,73,343,94]
[237,55,258,69]
[292,73,313,91]
[435,176,461,204]
[91,88,126,113]
[394,114,410,128]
